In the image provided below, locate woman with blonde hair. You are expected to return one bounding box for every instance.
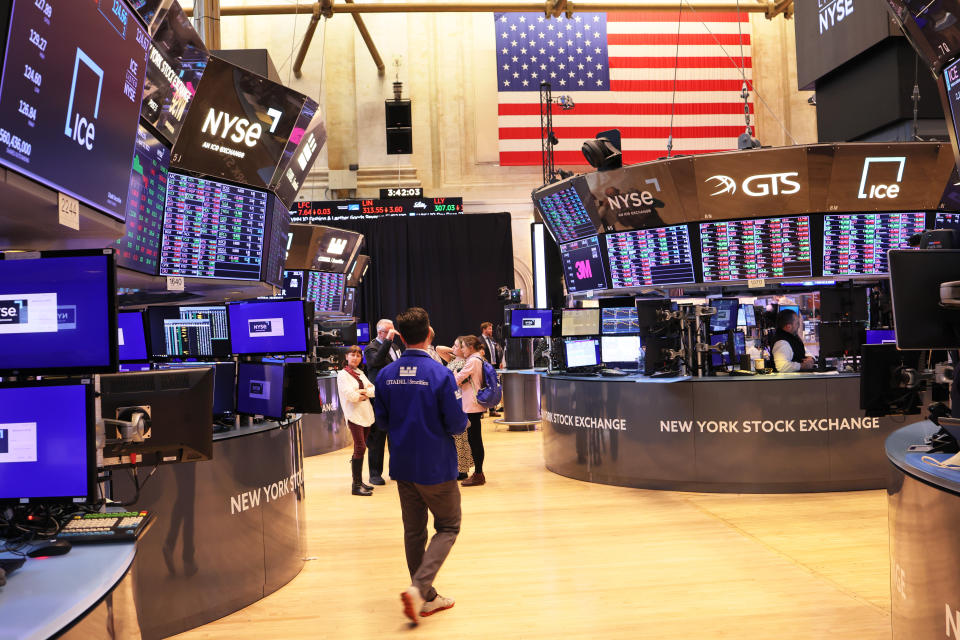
[438,336,474,480]
[454,335,488,486]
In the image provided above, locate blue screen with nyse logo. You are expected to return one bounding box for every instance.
[0,254,115,373]
[227,299,308,355]
[236,362,285,419]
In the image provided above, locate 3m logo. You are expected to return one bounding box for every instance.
[64,48,103,151]
[858,156,905,199]
[248,318,285,337]
[327,238,348,255]
[522,318,542,328]
[249,380,271,400]
[706,173,801,197]
[0,300,27,325]
[399,366,418,377]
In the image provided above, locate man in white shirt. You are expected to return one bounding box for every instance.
[771,309,815,373]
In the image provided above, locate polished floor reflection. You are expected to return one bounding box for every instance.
[174,417,892,640]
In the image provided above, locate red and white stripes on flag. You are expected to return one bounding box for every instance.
[497,12,755,167]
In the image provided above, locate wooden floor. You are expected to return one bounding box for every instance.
[175,418,893,640]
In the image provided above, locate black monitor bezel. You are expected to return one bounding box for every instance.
[0,378,97,505]
[0,249,119,376]
[508,308,554,338]
[118,309,150,364]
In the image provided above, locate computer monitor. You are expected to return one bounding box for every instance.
[509,309,553,338]
[561,308,601,337]
[357,322,370,344]
[819,323,865,358]
[709,298,740,333]
[236,362,286,420]
[0,380,96,504]
[564,338,601,369]
[316,346,350,372]
[819,288,867,322]
[118,311,149,362]
[742,305,757,328]
[733,331,746,357]
[601,336,641,368]
[100,369,215,466]
[228,300,312,355]
[284,363,325,413]
[0,250,118,376]
[119,363,152,372]
[866,329,897,345]
[710,333,731,368]
[601,307,640,335]
[317,319,358,346]
[779,304,800,316]
[156,362,236,417]
[888,249,960,350]
[636,299,672,337]
[146,305,231,359]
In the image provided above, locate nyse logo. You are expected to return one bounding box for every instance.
[819,0,854,35]
[250,320,273,334]
[249,380,271,400]
[607,190,656,210]
[706,172,801,197]
[858,156,905,199]
[0,300,26,325]
[522,318,542,328]
[64,49,104,151]
[399,366,418,377]
[327,238,348,255]
[248,317,284,337]
[202,108,264,148]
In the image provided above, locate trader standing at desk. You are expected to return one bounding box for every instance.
[772,309,815,372]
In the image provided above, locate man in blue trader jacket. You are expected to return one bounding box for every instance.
[373,307,468,625]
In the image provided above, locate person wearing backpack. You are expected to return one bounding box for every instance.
[454,335,497,486]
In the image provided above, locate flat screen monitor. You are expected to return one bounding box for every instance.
[509,309,553,338]
[342,286,357,316]
[140,2,208,145]
[822,212,926,276]
[534,182,600,244]
[317,319,357,346]
[819,288,868,322]
[170,56,308,189]
[709,298,740,333]
[306,270,346,313]
[866,329,897,345]
[271,97,326,208]
[733,331,746,357]
[227,299,311,355]
[263,196,292,288]
[780,304,800,316]
[357,322,370,344]
[888,249,960,349]
[606,225,697,288]
[236,362,286,419]
[559,236,609,293]
[819,323,865,358]
[114,125,169,275]
[885,0,960,73]
[119,363,152,372]
[601,335,641,368]
[742,304,757,328]
[561,308,600,337]
[0,250,118,375]
[118,311,148,362]
[157,361,236,417]
[283,269,305,298]
[935,211,960,231]
[159,172,271,281]
[100,368,214,466]
[710,332,731,368]
[700,216,812,283]
[0,380,96,504]
[283,362,324,413]
[564,338,600,369]
[146,304,231,358]
[0,0,149,220]
[601,307,640,335]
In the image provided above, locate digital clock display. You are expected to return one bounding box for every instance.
[292,197,463,222]
[380,187,423,198]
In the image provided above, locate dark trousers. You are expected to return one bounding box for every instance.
[367,423,387,477]
[397,479,461,601]
[348,422,370,460]
[466,412,484,473]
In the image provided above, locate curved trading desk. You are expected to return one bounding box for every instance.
[111,417,306,640]
[886,422,960,639]
[542,372,922,493]
[302,373,351,456]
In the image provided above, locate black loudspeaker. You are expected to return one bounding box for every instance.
[386,128,412,155]
[386,100,412,155]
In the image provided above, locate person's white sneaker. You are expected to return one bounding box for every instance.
[420,594,455,617]
[401,586,424,625]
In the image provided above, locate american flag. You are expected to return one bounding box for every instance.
[495,11,755,166]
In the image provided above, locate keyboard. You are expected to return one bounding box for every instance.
[730,369,756,376]
[600,368,630,377]
[58,511,153,544]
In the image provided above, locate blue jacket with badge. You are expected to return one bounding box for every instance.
[373,349,468,484]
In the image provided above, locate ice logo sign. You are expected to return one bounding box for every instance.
[248,318,285,337]
[64,48,104,151]
[858,157,905,200]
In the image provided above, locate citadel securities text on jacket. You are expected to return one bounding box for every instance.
[373,349,468,485]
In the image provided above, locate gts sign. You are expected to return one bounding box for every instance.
[706,172,801,197]
[201,107,284,148]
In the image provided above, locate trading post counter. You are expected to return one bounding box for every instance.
[110,417,306,640]
[542,373,923,493]
[886,422,960,639]
[301,372,351,456]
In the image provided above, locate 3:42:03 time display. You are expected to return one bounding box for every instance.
[380,187,423,198]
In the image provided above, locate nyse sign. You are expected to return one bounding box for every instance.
[819,0,854,34]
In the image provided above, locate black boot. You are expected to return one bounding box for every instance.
[352,458,372,496]
[352,457,373,491]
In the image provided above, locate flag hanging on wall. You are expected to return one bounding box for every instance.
[495,11,755,167]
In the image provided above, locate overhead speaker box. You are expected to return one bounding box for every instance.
[385,100,412,128]
[386,100,412,155]
[387,128,412,155]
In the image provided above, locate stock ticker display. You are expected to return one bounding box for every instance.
[601,308,639,335]
[605,226,696,288]
[935,212,960,231]
[291,198,463,222]
[114,126,169,275]
[306,271,346,313]
[535,185,598,244]
[159,173,269,280]
[559,236,609,293]
[700,216,812,283]
[822,212,925,276]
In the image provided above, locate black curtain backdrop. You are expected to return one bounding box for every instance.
[325,213,515,348]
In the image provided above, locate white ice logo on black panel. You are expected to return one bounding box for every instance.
[64,48,103,151]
